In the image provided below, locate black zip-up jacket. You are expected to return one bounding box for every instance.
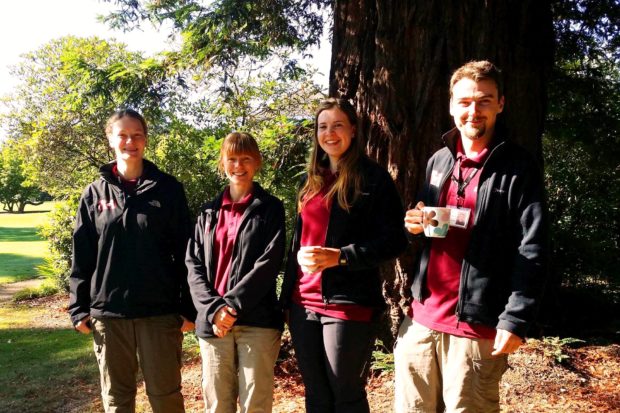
[280,157,408,311]
[411,128,548,338]
[186,183,285,339]
[68,160,196,325]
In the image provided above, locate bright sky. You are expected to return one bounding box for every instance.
[0,0,178,98]
[0,0,330,98]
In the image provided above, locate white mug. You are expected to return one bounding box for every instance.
[422,207,451,238]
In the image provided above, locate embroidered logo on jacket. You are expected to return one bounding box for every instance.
[98,199,117,211]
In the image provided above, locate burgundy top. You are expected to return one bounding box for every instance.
[213,187,253,296]
[292,173,373,322]
[411,138,497,339]
[112,164,139,192]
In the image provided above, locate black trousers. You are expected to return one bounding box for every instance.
[289,303,375,413]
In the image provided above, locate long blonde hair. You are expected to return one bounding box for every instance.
[298,98,364,212]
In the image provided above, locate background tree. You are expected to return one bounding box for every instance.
[0,142,46,213]
[540,0,620,335]
[329,0,555,333]
[1,36,174,197]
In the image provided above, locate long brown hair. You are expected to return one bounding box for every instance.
[298,98,364,212]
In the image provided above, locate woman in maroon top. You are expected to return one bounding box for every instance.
[186,132,286,413]
[281,99,407,413]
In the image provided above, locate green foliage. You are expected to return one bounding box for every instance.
[370,340,395,375]
[543,135,620,287]
[1,36,177,197]
[539,336,586,364]
[102,0,330,69]
[545,0,620,290]
[0,143,45,212]
[37,197,79,291]
[12,284,59,302]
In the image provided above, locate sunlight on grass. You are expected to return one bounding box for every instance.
[0,203,52,284]
[0,201,57,228]
[0,305,34,328]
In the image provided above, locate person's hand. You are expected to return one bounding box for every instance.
[180,316,195,332]
[212,324,227,338]
[404,201,425,234]
[213,306,237,337]
[298,247,340,273]
[492,328,525,356]
[75,316,92,334]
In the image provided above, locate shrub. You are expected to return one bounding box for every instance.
[37,196,79,291]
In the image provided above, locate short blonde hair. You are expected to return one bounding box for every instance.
[218,132,262,172]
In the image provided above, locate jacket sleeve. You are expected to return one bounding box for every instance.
[171,182,197,321]
[340,167,408,271]
[223,200,286,316]
[496,157,548,337]
[185,209,228,325]
[68,188,98,325]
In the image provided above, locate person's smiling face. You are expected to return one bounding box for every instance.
[450,77,504,147]
[316,107,355,169]
[222,152,259,186]
[107,117,147,162]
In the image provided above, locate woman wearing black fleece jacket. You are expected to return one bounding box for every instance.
[186,132,286,413]
[69,109,195,413]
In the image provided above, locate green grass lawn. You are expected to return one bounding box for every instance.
[0,304,99,412]
[0,202,54,284]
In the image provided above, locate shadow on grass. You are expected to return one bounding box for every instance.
[0,253,45,281]
[0,226,43,242]
[0,327,100,412]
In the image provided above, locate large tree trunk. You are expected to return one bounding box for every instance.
[329,0,554,345]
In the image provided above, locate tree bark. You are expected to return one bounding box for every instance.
[330,0,554,345]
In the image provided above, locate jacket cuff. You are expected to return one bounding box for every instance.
[496,319,527,339]
[206,299,228,324]
[70,311,90,327]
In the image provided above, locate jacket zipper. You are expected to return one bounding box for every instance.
[454,140,505,322]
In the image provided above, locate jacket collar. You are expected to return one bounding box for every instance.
[441,127,507,158]
[99,159,161,194]
[210,182,268,212]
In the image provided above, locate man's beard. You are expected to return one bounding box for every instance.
[464,123,485,140]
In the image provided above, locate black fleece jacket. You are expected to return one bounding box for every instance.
[69,160,196,325]
[186,183,285,339]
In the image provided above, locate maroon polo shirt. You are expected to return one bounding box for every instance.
[411,138,497,339]
[292,172,373,322]
[213,186,253,296]
[112,164,139,192]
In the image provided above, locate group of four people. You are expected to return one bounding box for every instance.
[68,60,547,413]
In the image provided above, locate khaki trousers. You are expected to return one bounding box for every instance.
[199,325,281,413]
[92,314,185,413]
[394,317,508,413]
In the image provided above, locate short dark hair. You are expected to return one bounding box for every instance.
[450,60,504,99]
[105,109,148,137]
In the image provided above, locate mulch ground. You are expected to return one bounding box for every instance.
[8,293,620,413]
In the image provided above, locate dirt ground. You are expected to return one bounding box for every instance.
[6,293,620,413]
